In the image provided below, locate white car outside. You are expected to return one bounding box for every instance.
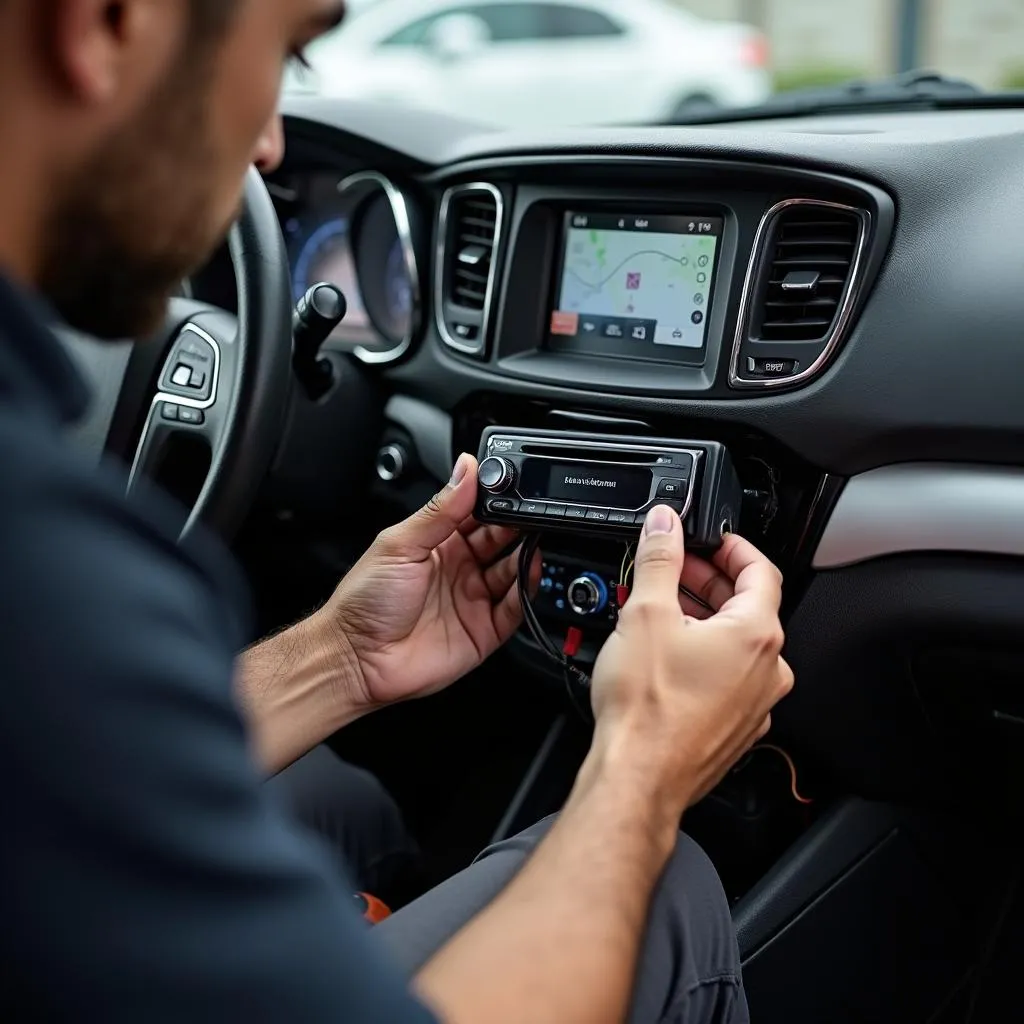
[288,0,772,127]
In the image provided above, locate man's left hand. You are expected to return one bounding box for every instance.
[325,454,536,710]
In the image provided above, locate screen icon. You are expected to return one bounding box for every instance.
[691,311,704,325]
[632,325,648,340]
[672,328,684,339]
[581,320,597,333]
[696,272,707,284]
[550,311,579,336]
[693,293,705,306]
[604,323,623,338]
[626,272,642,290]
[698,255,710,268]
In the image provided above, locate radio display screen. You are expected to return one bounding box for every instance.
[547,211,724,363]
[521,460,653,509]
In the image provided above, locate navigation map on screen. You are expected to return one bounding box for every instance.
[549,212,723,353]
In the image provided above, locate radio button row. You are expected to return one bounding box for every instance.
[486,498,519,514]
[564,507,588,521]
[607,511,636,525]
[656,478,689,500]
[585,509,610,522]
[521,501,547,516]
[545,504,566,518]
[636,500,686,525]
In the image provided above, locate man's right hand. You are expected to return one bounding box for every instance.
[415,504,792,1024]
[590,503,794,816]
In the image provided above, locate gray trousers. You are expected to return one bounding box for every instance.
[271,745,749,1024]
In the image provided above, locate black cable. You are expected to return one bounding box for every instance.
[518,533,592,722]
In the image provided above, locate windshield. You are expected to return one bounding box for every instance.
[285,0,1024,128]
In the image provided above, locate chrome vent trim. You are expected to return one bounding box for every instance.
[435,183,504,356]
[729,198,871,390]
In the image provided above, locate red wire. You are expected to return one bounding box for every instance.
[749,743,814,804]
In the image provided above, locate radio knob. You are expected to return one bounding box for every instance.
[568,573,609,617]
[479,456,515,494]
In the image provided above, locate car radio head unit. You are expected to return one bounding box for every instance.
[474,427,742,550]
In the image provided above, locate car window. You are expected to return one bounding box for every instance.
[544,5,624,39]
[469,4,548,41]
[379,13,445,47]
[379,4,548,47]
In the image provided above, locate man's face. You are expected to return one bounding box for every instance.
[37,0,344,340]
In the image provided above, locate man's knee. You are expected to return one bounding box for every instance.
[634,833,747,1024]
[486,820,745,1022]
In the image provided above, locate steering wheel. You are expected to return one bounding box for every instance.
[79,167,294,540]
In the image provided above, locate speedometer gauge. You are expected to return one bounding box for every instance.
[288,215,373,340]
[292,218,348,302]
[384,238,413,325]
[273,171,421,364]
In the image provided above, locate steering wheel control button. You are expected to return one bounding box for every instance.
[161,402,179,421]
[564,507,588,521]
[568,573,609,617]
[171,364,192,387]
[189,369,207,389]
[375,444,407,483]
[478,456,515,494]
[521,501,547,516]
[747,356,798,378]
[656,478,687,500]
[486,497,519,514]
[178,407,205,426]
[607,511,636,525]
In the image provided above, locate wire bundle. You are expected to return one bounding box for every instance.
[518,535,591,718]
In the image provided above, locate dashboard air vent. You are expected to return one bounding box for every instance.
[755,203,862,343]
[436,183,503,356]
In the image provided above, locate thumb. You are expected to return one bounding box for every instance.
[382,453,478,557]
[631,505,685,604]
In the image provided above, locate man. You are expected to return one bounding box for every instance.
[0,1,793,1022]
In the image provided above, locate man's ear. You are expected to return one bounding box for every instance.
[47,0,182,104]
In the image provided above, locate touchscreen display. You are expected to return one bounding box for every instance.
[521,460,652,509]
[548,211,724,360]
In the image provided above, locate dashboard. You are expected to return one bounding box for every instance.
[190,98,1024,1022]
[195,97,1024,816]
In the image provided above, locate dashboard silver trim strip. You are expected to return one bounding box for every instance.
[812,464,1024,569]
[728,197,871,390]
[337,171,422,366]
[435,182,504,357]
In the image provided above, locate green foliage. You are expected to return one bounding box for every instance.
[773,66,867,94]
[1000,66,1024,90]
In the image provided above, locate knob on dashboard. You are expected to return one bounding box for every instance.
[478,456,516,494]
[568,573,609,617]
[375,444,407,483]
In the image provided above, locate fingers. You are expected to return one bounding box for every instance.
[629,505,685,607]
[491,580,525,645]
[484,543,540,599]
[379,454,479,559]
[713,534,784,626]
[678,557,736,618]
[464,522,520,566]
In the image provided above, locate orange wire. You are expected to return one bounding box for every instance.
[750,743,814,804]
